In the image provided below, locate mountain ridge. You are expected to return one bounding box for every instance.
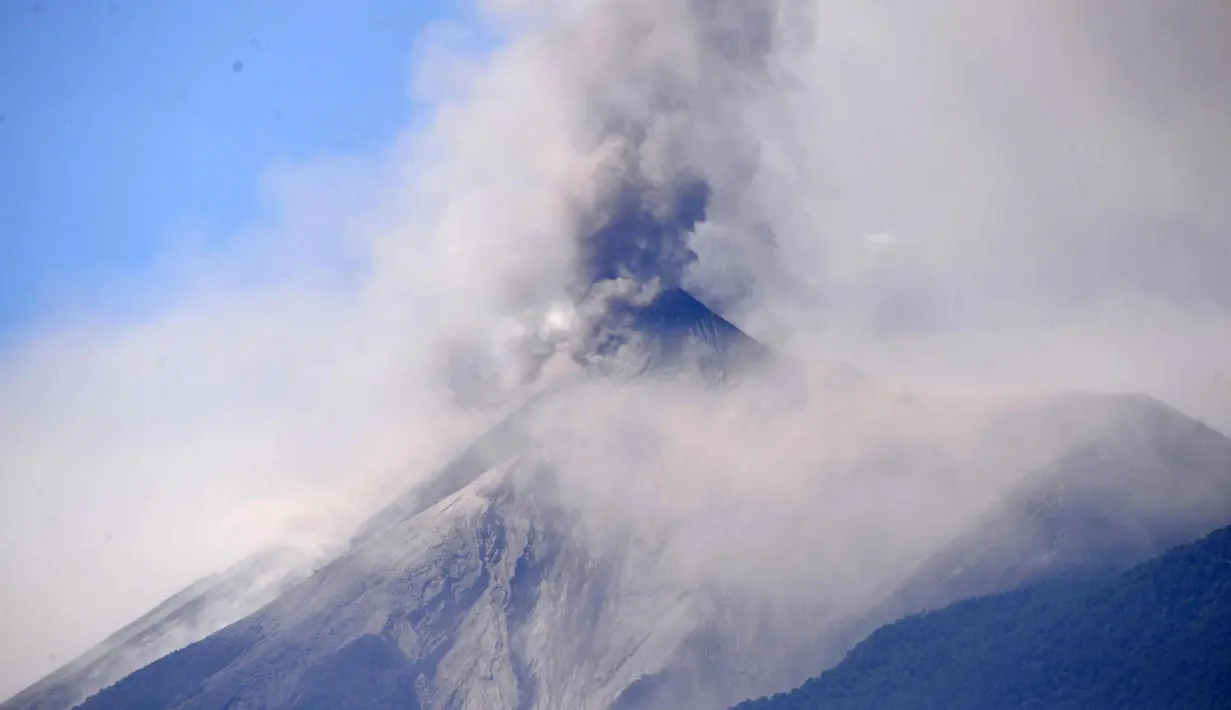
[67,385,1231,709]
[15,288,1231,710]
[731,523,1231,710]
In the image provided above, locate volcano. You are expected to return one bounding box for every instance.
[8,288,1231,710]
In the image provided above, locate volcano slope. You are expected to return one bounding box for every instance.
[61,288,1231,710]
[0,546,318,710]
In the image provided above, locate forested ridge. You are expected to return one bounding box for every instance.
[733,524,1231,710]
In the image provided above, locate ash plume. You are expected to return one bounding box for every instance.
[4,0,1231,700]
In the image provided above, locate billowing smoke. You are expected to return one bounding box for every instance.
[581,180,709,290]
[426,0,810,397]
[4,0,1231,699]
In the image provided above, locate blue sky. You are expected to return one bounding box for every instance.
[0,0,469,340]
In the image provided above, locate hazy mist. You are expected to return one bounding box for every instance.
[3,0,1230,698]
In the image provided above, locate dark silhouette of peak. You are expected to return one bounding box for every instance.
[583,286,767,383]
[628,287,747,345]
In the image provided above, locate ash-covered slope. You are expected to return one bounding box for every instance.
[78,458,829,710]
[1,546,317,710]
[74,287,815,710]
[352,285,766,551]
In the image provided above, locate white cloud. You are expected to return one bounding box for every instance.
[4,0,1231,698]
